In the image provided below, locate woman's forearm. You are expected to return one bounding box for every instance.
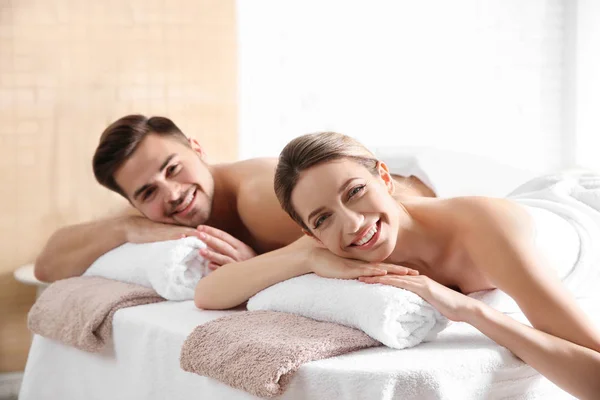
[466,302,600,400]
[193,238,313,310]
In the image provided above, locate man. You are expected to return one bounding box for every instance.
[35,115,435,309]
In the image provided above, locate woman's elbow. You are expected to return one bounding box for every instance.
[194,286,241,310]
[193,292,229,310]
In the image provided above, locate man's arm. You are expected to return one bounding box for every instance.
[35,216,130,282]
[35,214,207,282]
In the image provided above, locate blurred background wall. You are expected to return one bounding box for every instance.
[0,0,237,375]
[238,0,600,173]
[2,0,600,390]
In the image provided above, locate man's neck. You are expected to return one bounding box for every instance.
[392,175,436,198]
[204,164,239,232]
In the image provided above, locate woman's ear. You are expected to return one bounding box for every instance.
[188,138,206,159]
[377,161,395,194]
[302,229,326,248]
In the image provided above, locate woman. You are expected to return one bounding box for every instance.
[273,131,600,399]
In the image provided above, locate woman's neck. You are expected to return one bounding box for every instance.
[385,201,451,272]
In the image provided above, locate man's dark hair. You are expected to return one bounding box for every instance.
[92,115,189,198]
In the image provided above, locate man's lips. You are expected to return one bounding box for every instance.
[172,188,196,216]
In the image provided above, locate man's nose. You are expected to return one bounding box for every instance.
[163,182,182,204]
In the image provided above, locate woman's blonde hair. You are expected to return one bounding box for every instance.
[274,132,379,230]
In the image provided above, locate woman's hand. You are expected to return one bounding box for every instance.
[309,248,419,280]
[359,274,478,322]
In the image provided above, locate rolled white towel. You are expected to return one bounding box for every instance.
[83,237,209,301]
[247,274,448,349]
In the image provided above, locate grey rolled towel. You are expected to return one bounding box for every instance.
[180,310,381,398]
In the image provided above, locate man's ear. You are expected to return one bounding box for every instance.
[188,138,206,159]
[377,161,395,194]
[302,229,326,248]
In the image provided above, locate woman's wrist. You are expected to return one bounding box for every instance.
[458,297,489,324]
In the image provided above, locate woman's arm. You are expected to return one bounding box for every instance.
[359,273,600,400]
[463,197,600,352]
[468,300,600,399]
[361,196,600,399]
[194,234,417,310]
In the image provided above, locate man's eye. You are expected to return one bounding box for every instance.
[313,214,329,229]
[142,188,155,201]
[166,164,179,177]
[348,185,365,199]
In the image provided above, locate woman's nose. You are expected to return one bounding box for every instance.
[342,208,364,234]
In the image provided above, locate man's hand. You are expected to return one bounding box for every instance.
[308,247,419,280]
[196,225,257,270]
[124,215,206,243]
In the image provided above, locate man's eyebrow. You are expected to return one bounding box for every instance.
[306,178,358,223]
[132,153,177,200]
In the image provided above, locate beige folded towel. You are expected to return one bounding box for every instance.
[28,276,164,352]
[180,310,381,398]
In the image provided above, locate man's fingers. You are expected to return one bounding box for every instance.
[199,248,235,266]
[198,233,236,257]
[197,225,244,249]
[173,228,204,241]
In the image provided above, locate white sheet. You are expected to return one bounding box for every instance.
[21,299,596,400]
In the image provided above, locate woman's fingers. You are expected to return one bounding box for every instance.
[368,268,387,276]
[378,264,419,276]
[359,274,423,291]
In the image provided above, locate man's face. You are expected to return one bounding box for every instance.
[114,134,215,227]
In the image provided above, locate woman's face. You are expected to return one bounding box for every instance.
[291,159,401,263]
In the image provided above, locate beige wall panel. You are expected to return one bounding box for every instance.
[0,0,237,372]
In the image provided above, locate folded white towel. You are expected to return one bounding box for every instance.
[83,237,209,301]
[247,274,448,349]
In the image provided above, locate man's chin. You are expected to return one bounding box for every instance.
[175,210,209,228]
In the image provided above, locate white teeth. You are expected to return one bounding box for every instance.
[175,190,194,213]
[354,225,378,246]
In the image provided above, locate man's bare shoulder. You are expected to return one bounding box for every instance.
[219,157,278,184]
[227,158,302,250]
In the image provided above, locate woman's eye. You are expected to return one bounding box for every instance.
[313,214,328,229]
[348,185,365,199]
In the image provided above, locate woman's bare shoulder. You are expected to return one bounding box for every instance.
[445,196,536,241]
[407,196,535,237]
